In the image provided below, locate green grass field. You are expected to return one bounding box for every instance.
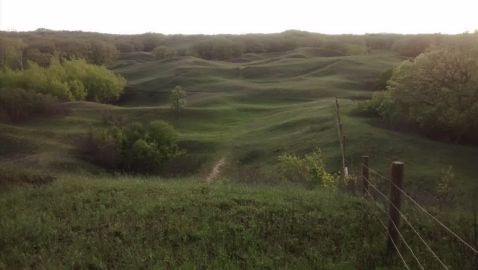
[1,47,477,268]
[0,177,471,269]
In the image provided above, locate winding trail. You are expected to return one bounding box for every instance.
[206,157,225,183]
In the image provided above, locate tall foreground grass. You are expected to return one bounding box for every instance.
[0,176,475,269]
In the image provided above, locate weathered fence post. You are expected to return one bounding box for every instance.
[335,97,346,186]
[362,156,369,196]
[387,161,404,251]
[335,98,341,126]
[342,135,346,163]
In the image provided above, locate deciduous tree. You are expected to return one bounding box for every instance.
[169,86,186,120]
[368,33,478,141]
[152,46,174,60]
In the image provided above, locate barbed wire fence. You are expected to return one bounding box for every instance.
[334,97,478,269]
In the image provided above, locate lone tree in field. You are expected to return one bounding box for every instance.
[170,86,186,119]
[152,46,175,60]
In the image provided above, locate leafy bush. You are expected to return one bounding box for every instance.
[278,150,338,189]
[79,120,179,174]
[0,56,126,103]
[357,90,390,117]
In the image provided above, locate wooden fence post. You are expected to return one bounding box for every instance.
[335,97,346,186]
[335,98,341,125]
[342,135,346,174]
[362,156,369,196]
[387,161,404,252]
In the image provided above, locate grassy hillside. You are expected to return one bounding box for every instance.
[2,48,478,199]
[114,49,401,106]
[0,177,469,269]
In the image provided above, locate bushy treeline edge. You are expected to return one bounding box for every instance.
[359,32,478,143]
[0,88,66,122]
[0,56,126,121]
[3,29,474,67]
[0,56,126,102]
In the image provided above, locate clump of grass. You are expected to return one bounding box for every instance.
[0,166,56,189]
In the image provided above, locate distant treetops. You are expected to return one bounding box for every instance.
[2,29,468,67]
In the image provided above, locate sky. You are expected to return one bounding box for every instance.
[0,0,477,35]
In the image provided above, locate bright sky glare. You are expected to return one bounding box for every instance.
[1,0,477,35]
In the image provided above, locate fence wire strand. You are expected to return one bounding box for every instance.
[364,176,448,269]
[377,215,411,270]
[363,164,478,255]
[363,180,411,270]
[363,184,424,269]
[389,178,478,255]
[363,164,390,181]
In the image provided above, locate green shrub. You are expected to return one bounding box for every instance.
[278,149,338,189]
[126,139,162,172]
[357,90,390,117]
[80,121,180,174]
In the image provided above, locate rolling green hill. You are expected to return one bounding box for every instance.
[2,48,477,197]
[2,46,478,269]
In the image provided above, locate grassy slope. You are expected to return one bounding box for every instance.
[115,49,398,107]
[0,177,465,269]
[2,48,478,197]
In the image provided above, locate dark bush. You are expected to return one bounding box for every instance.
[0,88,67,122]
[101,110,127,127]
[78,126,119,169]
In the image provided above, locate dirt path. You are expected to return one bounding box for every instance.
[206,157,225,182]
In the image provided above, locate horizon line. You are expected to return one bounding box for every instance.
[1,28,476,36]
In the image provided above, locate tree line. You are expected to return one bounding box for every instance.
[0,56,126,102]
[1,29,465,66]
